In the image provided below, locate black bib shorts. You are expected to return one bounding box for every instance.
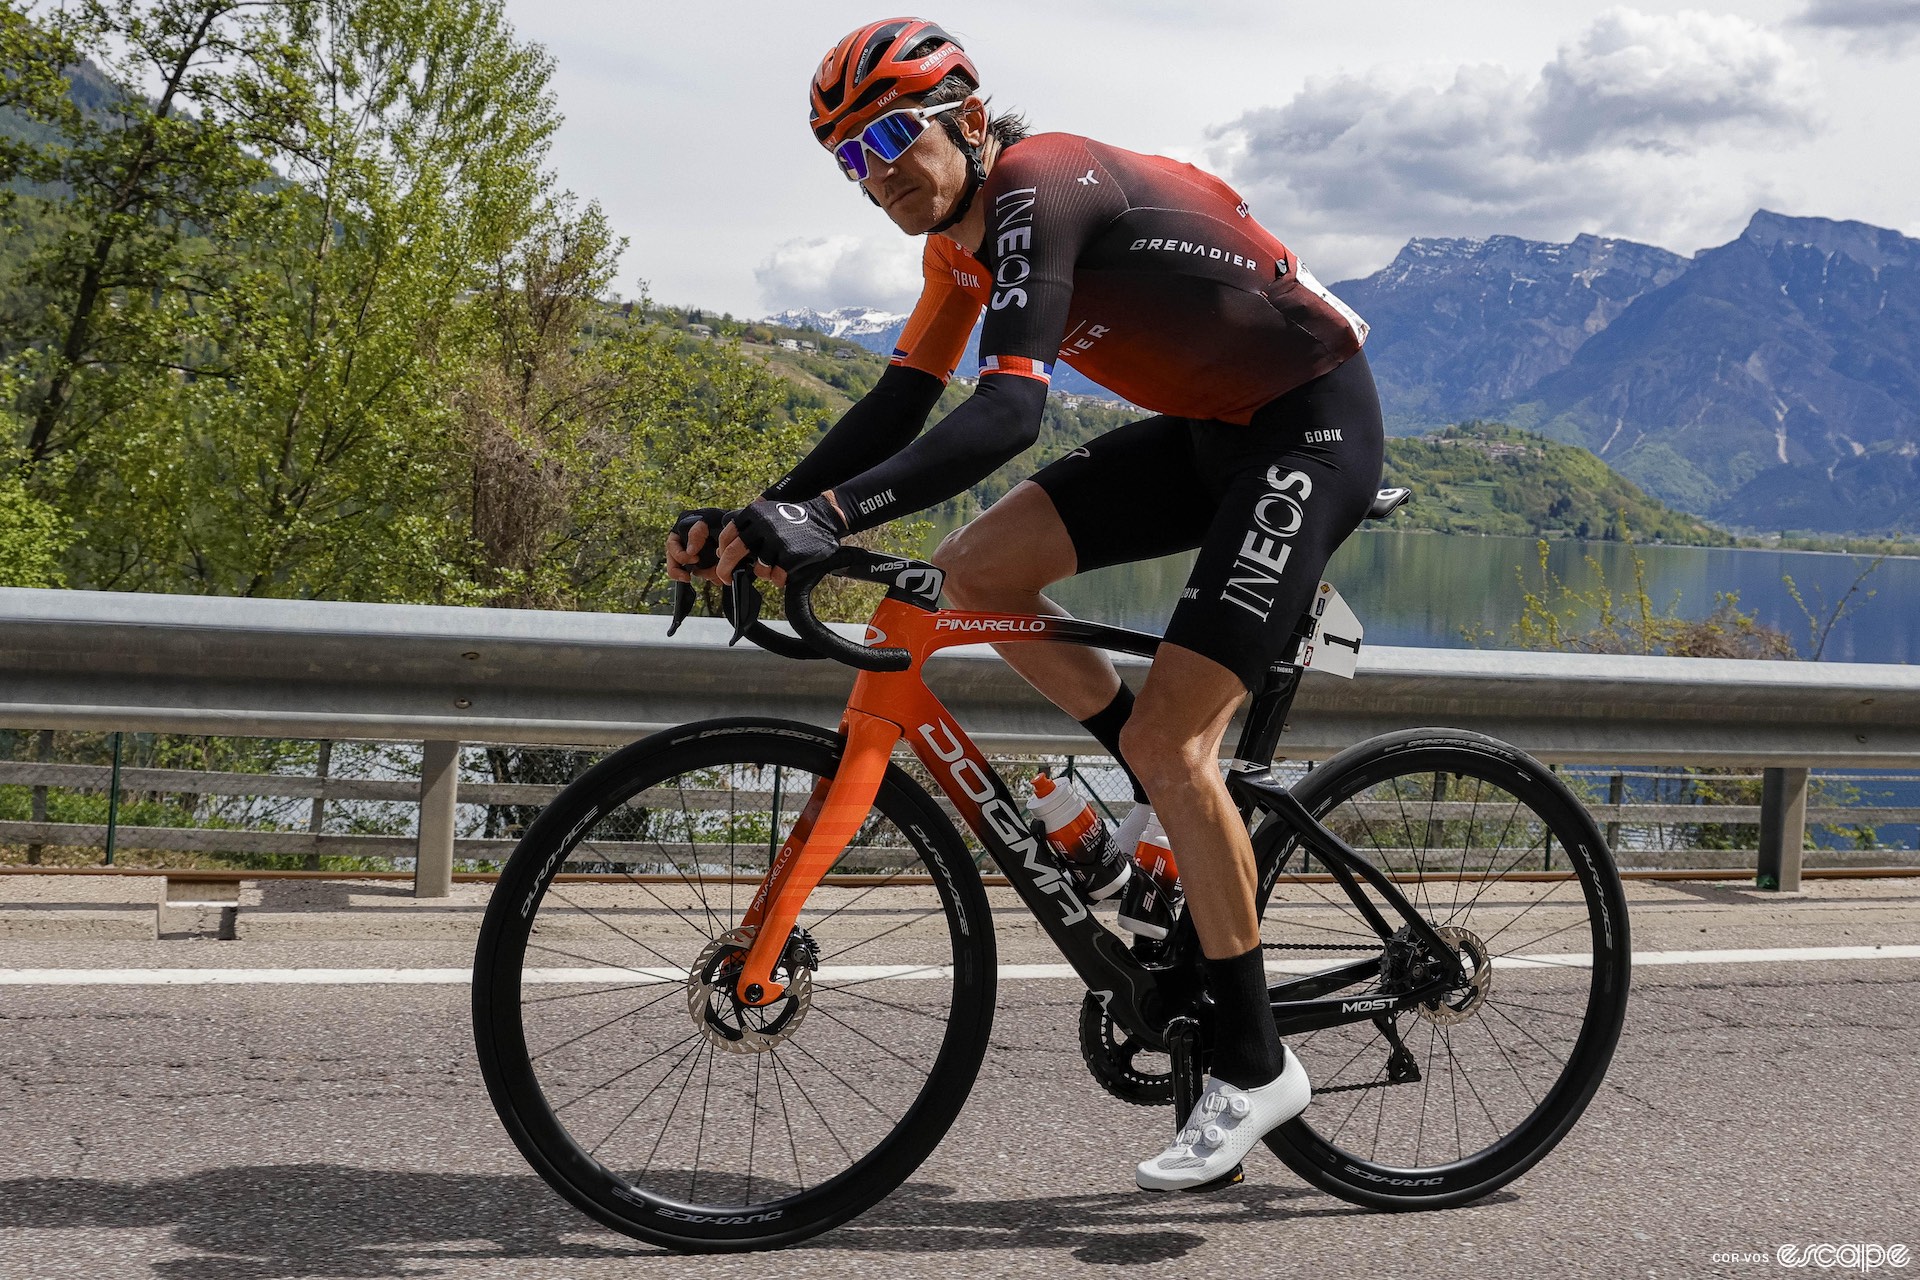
[1029,349,1385,692]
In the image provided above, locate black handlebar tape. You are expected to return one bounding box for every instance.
[785,560,913,672]
[719,574,825,662]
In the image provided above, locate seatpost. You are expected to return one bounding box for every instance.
[1231,662,1303,771]
[1230,609,1318,770]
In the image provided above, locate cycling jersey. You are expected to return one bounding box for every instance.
[892,131,1368,418]
[806,132,1370,531]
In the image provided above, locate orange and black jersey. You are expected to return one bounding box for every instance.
[765,132,1369,530]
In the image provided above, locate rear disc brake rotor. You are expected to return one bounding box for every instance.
[1417,925,1493,1026]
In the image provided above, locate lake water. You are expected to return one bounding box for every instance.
[921,523,1918,664]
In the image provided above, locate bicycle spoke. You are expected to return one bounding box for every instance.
[768,1047,857,1168]
[546,885,693,970]
[816,908,949,963]
[812,1004,929,1075]
[557,1027,700,1116]
[531,984,684,1062]
[590,1037,705,1157]
[767,1043,806,1194]
[667,781,723,934]
[639,1036,710,1181]
[744,1050,762,1207]
[1482,908,1588,958]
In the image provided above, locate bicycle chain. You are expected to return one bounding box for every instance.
[1259,940,1418,1096]
[1261,941,1384,952]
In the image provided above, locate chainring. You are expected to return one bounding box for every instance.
[1077,992,1174,1106]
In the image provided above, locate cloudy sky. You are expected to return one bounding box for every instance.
[498,0,1920,317]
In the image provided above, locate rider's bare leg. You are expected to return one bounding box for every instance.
[1120,642,1292,1101]
[931,480,1123,719]
[1118,643,1259,956]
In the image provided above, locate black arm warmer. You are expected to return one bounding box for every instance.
[762,365,946,502]
[832,373,1050,532]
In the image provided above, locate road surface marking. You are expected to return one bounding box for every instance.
[0,944,1916,985]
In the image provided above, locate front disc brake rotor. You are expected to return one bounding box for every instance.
[686,925,816,1053]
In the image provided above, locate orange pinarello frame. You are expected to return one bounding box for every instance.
[729,598,1099,1004]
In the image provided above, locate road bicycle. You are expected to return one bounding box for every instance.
[472,490,1632,1253]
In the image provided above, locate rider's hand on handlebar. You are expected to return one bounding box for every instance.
[666,507,730,585]
[719,493,848,586]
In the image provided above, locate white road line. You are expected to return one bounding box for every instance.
[0,944,1916,986]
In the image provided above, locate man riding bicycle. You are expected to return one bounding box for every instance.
[666,16,1384,1192]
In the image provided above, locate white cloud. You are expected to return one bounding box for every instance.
[1793,0,1920,50]
[753,234,924,314]
[1534,9,1819,153]
[1209,8,1823,279]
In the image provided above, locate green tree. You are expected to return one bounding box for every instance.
[0,442,68,587]
[3,1,278,473]
[74,0,564,599]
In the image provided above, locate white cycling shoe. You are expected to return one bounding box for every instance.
[1135,1046,1312,1192]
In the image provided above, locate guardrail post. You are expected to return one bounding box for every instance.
[1757,767,1809,892]
[104,730,124,866]
[305,739,331,871]
[415,740,459,898]
[26,728,52,865]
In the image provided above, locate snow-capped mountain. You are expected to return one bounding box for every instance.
[765,306,908,344]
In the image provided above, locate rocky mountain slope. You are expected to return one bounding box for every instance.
[1332,212,1920,534]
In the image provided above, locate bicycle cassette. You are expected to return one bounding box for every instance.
[1078,992,1173,1106]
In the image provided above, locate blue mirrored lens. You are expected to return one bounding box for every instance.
[861,111,925,162]
[834,138,869,181]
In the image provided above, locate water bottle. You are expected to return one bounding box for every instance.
[1117,809,1182,940]
[1026,773,1131,901]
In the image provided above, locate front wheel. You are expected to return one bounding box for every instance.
[1254,729,1632,1209]
[473,717,997,1252]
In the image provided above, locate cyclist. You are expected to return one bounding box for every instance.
[666,17,1384,1193]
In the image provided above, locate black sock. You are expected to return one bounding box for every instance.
[1204,945,1287,1088]
[1077,684,1149,804]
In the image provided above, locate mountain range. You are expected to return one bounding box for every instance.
[1338,211,1920,534]
[775,210,1920,534]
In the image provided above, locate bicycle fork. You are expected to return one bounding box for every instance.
[731,711,900,1004]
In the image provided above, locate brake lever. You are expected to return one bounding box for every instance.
[723,567,763,645]
[666,579,695,636]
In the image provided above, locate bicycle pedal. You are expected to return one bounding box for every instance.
[1179,1162,1246,1194]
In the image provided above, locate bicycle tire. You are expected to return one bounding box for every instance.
[473,717,997,1252]
[1253,728,1631,1209]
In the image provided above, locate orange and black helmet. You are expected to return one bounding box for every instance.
[809,18,978,148]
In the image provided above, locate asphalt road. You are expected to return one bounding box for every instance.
[0,878,1916,1280]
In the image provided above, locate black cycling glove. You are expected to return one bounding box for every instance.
[731,494,847,573]
[670,507,729,570]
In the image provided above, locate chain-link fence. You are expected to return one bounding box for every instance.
[2,729,1915,875]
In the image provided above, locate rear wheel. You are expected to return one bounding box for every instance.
[1254,729,1631,1209]
[473,717,996,1252]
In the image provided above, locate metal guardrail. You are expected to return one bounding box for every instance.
[2,586,1917,895]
